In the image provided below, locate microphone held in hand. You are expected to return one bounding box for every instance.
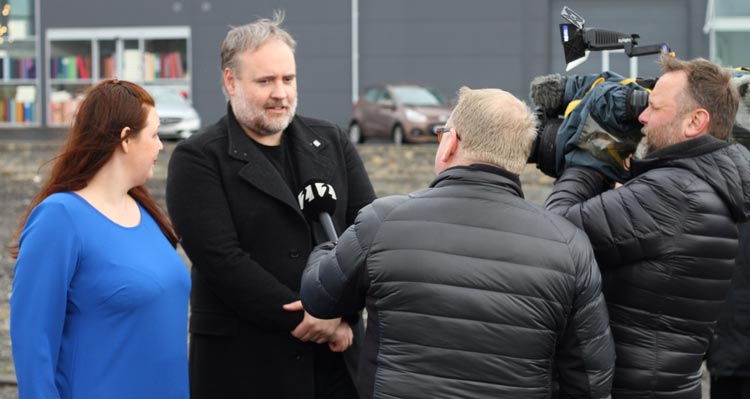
[298,179,338,243]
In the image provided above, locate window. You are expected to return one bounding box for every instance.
[705,0,750,67]
[0,0,40,127]
[46,27,191,126]
[715,32,750,67]
[363,87,381,103]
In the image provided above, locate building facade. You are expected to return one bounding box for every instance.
[3,0,711,132]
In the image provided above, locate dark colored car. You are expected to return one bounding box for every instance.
[349,84,452,144]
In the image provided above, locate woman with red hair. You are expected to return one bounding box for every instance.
[9,79,190,398]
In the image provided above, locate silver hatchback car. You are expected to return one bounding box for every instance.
[147,87,201,140]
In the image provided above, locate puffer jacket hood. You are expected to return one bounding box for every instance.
[631,134,750,224]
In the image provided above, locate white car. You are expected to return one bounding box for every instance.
[147,87,201,140]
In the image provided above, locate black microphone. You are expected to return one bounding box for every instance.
[297,179,339,243]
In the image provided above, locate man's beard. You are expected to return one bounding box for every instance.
[634,135,649,160]
[232,87,297,136]
[634,119,682,159]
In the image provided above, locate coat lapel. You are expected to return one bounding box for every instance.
[287,117,336,186]
[226,106,302,216]
[286,117,339,244]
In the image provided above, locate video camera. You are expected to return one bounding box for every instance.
[527,7,671,181]
[526,8,750,181]
[527,71,654,181]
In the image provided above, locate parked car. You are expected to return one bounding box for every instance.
[147,86,201,140]
[349,84,452,144]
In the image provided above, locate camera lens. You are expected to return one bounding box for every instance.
[627,89,649,120]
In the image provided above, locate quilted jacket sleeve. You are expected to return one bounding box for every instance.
[301,196,406,318]
[545,166,675,269]
[556,228,615,398]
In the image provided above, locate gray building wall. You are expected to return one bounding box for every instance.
[358,0,551,107]
[40,0,709,130]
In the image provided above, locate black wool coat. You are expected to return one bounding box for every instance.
[166,104,375,398]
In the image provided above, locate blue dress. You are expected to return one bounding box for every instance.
[10,192,190,398]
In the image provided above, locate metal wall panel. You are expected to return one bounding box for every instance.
[359,0,550,110]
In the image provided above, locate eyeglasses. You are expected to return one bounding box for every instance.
[433,125,461,143]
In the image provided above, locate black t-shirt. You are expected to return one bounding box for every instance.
[252,135,300,194]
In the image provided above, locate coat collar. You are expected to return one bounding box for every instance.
[630,134,730,177]
[225,103,337,212]
[430,164,525,198]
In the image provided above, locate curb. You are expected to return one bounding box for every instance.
[0,375,15,386]
[0,141,62,151]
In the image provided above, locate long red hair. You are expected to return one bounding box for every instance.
[9,79,178,258]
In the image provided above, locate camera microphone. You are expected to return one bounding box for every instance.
[297,179,339,243]
[530,74,566,114]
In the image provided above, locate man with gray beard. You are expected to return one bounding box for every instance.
[166,11,375,399]
[546,56,750,398]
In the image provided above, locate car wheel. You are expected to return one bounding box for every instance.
[349,122,363,143]
[392,125,404,146]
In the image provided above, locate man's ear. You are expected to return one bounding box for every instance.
[120,127,131,153]
[223,68,236,97]
[684,108,710,138]
[438,131,460,164]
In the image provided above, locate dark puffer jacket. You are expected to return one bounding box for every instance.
[546,135,750,398]
[301,166,615,399]
[705,83,750,381]
[707,222,750,378]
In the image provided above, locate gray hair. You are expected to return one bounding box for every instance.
[221,10,297,76]
[449,87,538,174]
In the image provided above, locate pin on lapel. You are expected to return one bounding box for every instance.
[312,140,321,147]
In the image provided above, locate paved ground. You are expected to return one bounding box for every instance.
[0,138,710,398]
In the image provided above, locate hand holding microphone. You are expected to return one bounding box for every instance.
[297,179,339,243]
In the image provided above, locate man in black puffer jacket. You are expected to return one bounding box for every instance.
[546,56,750,398]
[706,73,750,398]
[300,87,615,398]
[707,221,750,398]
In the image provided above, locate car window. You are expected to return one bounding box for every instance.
[377,90,392,103]
[364,87,382,103]
[391,86,447,106]
[148,88,189,107]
